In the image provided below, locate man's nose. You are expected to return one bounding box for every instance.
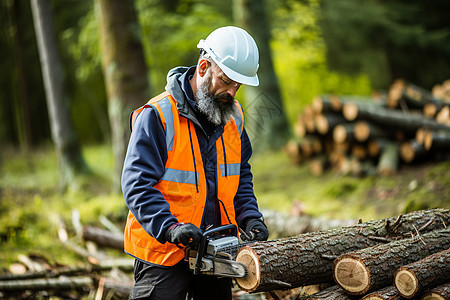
[227,84,240,98]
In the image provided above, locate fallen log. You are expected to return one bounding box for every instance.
[354,121,392,142]
[235,209,449,293]
[361,286,401,300]
[82,226,123,250]
[394,248,450,299]
[306,285,354,299]
[342,101,450,132]
[332,227,450,296]
[420,282,450,300]
[333,123,356,144]
[0,275,93,291]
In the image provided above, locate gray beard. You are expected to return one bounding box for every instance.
[195,76,239,126]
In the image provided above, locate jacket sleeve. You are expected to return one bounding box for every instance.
[121,107,178,244]
[233,128,263,228]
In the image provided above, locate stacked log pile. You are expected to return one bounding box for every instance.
[286,79,450,176]
[235,208,450,299]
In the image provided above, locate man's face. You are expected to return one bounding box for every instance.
[196,64,241,126]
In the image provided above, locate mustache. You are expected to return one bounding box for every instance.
[214,93,235,104]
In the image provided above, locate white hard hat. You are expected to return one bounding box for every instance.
[197,26,259,86]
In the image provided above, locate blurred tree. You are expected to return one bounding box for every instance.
[0,0,49,149]
[30,0,88,188]
[96,0,150,189]
[320,0,450,89]
[234,0,291,151]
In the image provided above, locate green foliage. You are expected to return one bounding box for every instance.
[137,0,232,91]
[270,0,372,124]
[320,0,450,89]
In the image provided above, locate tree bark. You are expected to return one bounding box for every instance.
[333,228,450,295]
[96,0,150,189]
[361,285,402,300]
[400,140,427,163]
[394,248,450,299]
[30,0,87,188]
[424,129,450,151]
[235,209,450,293]
[420,282,450,300]
[233,0,290,151]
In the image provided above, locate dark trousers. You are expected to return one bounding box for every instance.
[129,259,232,300]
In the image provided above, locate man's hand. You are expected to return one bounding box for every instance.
[241,218,269,241]
[165,223,202,246]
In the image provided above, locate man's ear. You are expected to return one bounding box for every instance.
[197,59,210,77]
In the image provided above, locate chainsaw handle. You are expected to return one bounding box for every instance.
[202,224,237,238]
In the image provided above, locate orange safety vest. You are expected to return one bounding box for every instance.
[124,91,243,266]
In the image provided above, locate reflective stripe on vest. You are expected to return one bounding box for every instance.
[124,92,243,266]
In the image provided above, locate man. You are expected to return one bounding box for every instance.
[121,26,269,300]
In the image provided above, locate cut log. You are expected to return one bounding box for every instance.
[424,129,450,151]
[314,113,347,135]
[420,282,450,300]
[388,79,442,109]
[235,209,450,293]
[284,140,303,164]
[400,140,427,163]
[332,227,450,295]
[333,123,356,144]
[82,226,123,250]
[376,142,399,175]
[342,101,450,133]
[354,121,391,142]
[394,248,450,299]
[307,285,354,299]
[361,286,402,300]
[312,95,343,114]
[435,106,449,124]
[308,154,329,176]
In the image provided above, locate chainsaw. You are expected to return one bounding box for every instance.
[184,224,253,278]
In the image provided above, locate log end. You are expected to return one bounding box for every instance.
[394,268,418,298]
[342,103,358,121]
[333,124,347,144]
[421,293,446,300]
[333,256,370,295]
[235,247,260,293]
[355,121,370,142]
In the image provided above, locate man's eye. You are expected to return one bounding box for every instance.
[221,78,231,85]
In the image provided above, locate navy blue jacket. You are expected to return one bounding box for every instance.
[121,66,263,244]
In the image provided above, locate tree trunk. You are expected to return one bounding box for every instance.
[394,248,450,299]
[332,123,356,144]
[420,282,450,300]
[400,140,427,163]
[333,228,450,295]
[30,0,87,188]
[307,285,354,299]
[233,0,290,151]
[96,0,150,189]
[361,286,402,300]
[235,209,450,293]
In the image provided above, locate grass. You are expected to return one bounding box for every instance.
[0,144,449,269]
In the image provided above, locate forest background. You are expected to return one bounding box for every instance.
[1,0,450,268]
